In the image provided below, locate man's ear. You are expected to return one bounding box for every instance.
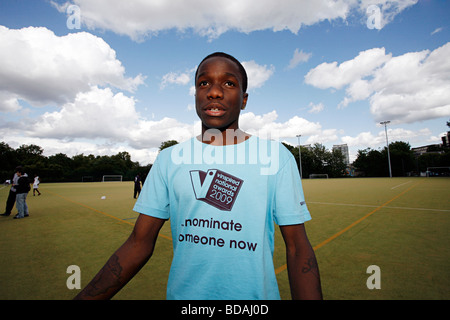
[241,93,248,110]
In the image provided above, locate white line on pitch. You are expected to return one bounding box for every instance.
[391,181,413,189]
[308,201,450,212]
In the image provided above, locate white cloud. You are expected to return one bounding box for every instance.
[30,86,139,140]
[240,110,325,141]
[53,0,417,41]
[189,86,196,96]
[241,60,275,90]
[305,47,391,90]
[0,25,144,111]
[340,126,437,162]
[25,85,198,150]
[341,131,383,148]
[305,43,450,124]
[308,102,325,114]
[130,118,198,150]
[53,0,348,40]
[431,27,443,36]
[1,84,198,164]
[4,107,339,164]
[341,127,433,148]
[306,129,340,145]
[369,44,450,123]
[0,91,21,112]
[288,49,312,69]
[160,70,193,89]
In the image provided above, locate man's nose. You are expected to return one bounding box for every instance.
[207,83,223,99]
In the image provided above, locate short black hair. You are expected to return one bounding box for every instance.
[195,52,248,93]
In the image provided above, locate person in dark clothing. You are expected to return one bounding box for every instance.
[134,174,142,199]
[1,166,22,217]
[14,167,30,219]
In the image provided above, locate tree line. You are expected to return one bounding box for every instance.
[0,140,348,182]
[353,141,450,177]
[355,121,449,177]
[0,142,149,183]
[287,140,449,178]
[2,137,448,183]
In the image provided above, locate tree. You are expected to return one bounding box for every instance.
[354,141,415,177]
[282,142,346,178]
[71,154,96,181]
[417,148,450,173]
[15,144,45,166]
[159,140,178,151]
[329,148,347,177]
[384,141,414,176]
[353,148,386,177]
[0,142,18,181]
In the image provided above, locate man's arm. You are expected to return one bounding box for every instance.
[280,223,323,300]
[74,214,166,300]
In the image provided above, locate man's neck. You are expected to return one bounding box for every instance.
[198,128,251,146]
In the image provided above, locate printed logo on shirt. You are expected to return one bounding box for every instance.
[189,169,243,211]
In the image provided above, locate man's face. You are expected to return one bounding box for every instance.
[195,57,248,131]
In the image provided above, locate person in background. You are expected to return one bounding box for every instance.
[33,174,41,196]
[133,173,142,199]
[1,166,21,217]
[14,167,30,219]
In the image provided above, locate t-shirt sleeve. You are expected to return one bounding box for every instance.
[273,150,311,226]
[133,156,170,220]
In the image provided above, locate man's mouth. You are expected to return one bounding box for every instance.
[204,105,226,117]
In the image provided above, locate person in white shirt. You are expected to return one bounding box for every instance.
[33,174,41,196]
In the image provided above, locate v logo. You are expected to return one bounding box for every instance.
[190,169,218,199]
[189,169,243,211]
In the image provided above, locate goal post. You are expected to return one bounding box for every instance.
[309,173,329,179]
[426,167,450,177]
[102,175,123,182]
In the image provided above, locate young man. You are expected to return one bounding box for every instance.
[75,52,322,300]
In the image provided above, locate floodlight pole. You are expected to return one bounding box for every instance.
[296,134,302,179]
[380,121,392,178]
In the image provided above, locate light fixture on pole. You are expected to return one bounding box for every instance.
[296,134,302,179]
[380,121,392,178]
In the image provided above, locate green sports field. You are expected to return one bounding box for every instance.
[0,177,449,300]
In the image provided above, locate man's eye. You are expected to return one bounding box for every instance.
[198,81,208,87]
[225,81,235,87]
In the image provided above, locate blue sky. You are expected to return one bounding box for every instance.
[0,0,449,165]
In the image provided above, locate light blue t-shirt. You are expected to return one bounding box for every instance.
[133,136,311,300]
